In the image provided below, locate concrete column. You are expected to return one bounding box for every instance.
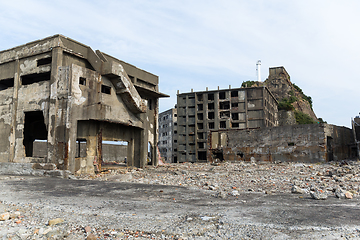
[9,59,20,162]
[47,47,63,165]
[153,98,159,166]
[127,134,135,167]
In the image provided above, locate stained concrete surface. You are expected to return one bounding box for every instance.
[0,175,360,239]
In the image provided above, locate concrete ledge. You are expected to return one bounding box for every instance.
[0,163,76,179]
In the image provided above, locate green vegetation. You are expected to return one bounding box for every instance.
[294,111,316,124]
[278,91,298,111]
[293,83,313,109]
[241,80,256,88]
[278,98,294,111]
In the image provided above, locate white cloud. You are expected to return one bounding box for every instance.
[0,0,359,126]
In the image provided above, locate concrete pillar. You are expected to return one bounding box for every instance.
[9,59,20,162]
[47,47,63,165]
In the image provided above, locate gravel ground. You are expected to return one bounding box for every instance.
[1,160,360,239]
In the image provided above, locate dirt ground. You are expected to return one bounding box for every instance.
[1,161,360,239]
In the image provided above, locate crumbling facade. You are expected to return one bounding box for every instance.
[0,35,167,173]
[176,86,278,163]
[158,107,178,163]
[352,116,360,158]
[264,66,317,123]
[209,123,355,163]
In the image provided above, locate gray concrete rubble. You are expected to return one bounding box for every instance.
[0,35,168,174]
[1,161,359,239]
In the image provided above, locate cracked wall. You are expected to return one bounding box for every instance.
[0,35,168,173]
[209,123,355,163]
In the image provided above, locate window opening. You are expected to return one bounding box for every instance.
[197,123,204,129]
[208,112,215,119]
[209,122,215,129]
[198,132,204,139]
[219,92,226,99]
[197,104,203,111]
[22,72,51,85]
[232,122,239,128]
[0,78,14,90]
[148,99,153,110]
[101,140,128,166]
[76,139,87,158]
[208,103,214,110]
[79,77,86,86]
[232,113,239,120]
[197,93,203,101]
[198,151,207,160]
[37,57,52,66]
[220,101,230,110]
[220,121,226,128]
[197,113,203,120]
[231,91,238,97]
[148,142,153,165]
[220,111,230,118]
[101,85,111,94]
[208,93,214,100]
[231,102,238,108]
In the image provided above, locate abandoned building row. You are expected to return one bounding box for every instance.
[0,35,358,175]
[158,67,359,164]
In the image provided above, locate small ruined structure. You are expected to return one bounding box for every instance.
[176,86,278,163]
[0,35,168,173]
[209,123,355,163]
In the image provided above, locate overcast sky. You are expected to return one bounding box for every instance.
[1,0,359,127]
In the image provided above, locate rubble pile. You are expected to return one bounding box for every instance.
[1,160,360,239]
[84,160,360,200]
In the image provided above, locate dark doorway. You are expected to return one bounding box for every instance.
[327,136,334,161]
[23,111,47,157]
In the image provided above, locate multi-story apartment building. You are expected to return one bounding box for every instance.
[158,108,177,163]
[176,86,278,163]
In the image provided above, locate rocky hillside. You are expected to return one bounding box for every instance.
[242,66,318,125]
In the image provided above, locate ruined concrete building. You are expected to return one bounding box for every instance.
[176,87,278,163]
[264,66,318,124]
[158,107,177,163]
[166,66,356,163]
[209,123,355,163]
[0,35,168,173]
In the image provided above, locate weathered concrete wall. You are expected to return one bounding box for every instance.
[278,110,296,126]
[0,35,167,174]
[209,123,354,163]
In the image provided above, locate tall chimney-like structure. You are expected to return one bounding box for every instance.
[256,60,261,82]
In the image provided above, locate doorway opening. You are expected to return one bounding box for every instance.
[23,111,47,157]
[101,140,128,167]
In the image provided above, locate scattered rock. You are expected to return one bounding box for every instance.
[310,190,328,200]
[335,188,346,199]
[291,186,306,194]
[87,233,98,240]
[48,218,64,226]
[0,212,10,221]
[231,190,240,196]
[84,226,92,233]
[345,191,353,199]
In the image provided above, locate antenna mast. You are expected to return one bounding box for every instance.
[256,60,261,82]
